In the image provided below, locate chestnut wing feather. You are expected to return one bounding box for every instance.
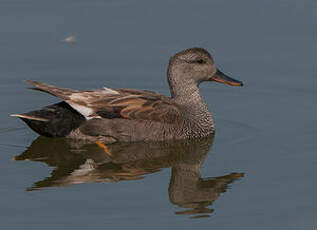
[92,90,181,123]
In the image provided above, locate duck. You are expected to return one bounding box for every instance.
[11,48,243,143]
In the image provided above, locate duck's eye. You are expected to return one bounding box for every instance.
[196,59,205,64]
[189,59,205,64]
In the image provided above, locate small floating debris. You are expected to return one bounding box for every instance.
[0,126,25,134]
[61,35,77,44]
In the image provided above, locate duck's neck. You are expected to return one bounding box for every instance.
[168,77,215,137]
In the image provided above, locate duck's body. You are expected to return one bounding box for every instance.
[12,48,243,143]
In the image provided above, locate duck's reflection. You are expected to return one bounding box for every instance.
[14,134,243,218]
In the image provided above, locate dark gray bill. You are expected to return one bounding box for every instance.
[210,69,243,86]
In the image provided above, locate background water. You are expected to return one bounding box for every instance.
[1,0,317,229]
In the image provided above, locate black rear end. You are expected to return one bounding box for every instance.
[20,102,85,137]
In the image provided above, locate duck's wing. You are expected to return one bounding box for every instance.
[92,89,181,123]
[25,81,181,123]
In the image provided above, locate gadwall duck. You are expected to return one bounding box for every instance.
[11,48,243,143]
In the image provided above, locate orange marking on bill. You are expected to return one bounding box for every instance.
[212,77,243,86]
[96,141,112,156]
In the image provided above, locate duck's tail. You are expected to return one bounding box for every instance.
[11,102,85,137]
[10,114,49,122]
[25,80,76,100]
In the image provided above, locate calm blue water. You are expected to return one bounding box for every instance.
[1,0,317,229]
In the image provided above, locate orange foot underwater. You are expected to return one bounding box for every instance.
[96,141,112,157]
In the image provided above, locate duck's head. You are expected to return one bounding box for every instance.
[167,48,243,87]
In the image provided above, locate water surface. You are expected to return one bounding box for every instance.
[1,0,317,229]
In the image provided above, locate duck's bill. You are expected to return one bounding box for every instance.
[210,69,243,86]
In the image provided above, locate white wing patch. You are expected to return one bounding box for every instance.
[66,87,119,119]
[103,87,119,95]
[67,102,94,119]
